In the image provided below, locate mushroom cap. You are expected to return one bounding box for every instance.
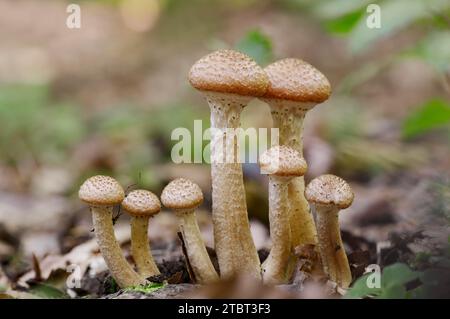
[79,175,125,206]
[161,178,203,210]
[189,49,269,97]
[305,174,354,209]
[122,189,161,217]
[263,58,331,103]
[259,145,307,177]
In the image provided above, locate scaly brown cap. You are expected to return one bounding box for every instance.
[189,49,269,97]
[259,145,307,177]
[79,175,125,206]
[263,58,331,103]
[305,174,354,209]
[161,178,203,210]
[122,189,161,217]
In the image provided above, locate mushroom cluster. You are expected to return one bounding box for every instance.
[78,49,355,290]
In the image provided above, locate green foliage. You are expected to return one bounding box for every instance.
[236,29,274,65]
[325,9,365,34]
[347,263,420,299]
[0,85,86,165]
[28,283,67,299]
[124,282,166,294]
[347,0,449,53]
[349,0,424,53]
[402,99,450,139]
[311,0,375,20]
[290,0,450,54]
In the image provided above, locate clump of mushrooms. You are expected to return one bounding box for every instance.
[122,189,161,279]
[305,174,354,288]
[262,58,331,250]
[161,178,219,284]
[259,146,307,284]
[189,49,268,279]
[79,175,146,288]
[78,52,358,291]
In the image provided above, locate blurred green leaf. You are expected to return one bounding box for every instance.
[349,0,450,53]
[402,99,450,139]
[236,29,273,65]
[124,282,166,294]
[347,263,420,299]
[325,9,365,34]
[312,0,375,19]
[28,283,67,299]
[346,273,381,298]
[381,263,420,289]
[0,85,85,164]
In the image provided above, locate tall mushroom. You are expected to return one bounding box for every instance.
[189,49,269,278]
[259,146,307,285]
[305,174,354,288]
[122,189,161,279]
[78,175,146,288]
[161,178,219,284]
[262,58,331,249]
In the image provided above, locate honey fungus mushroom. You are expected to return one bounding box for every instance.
[259,146,307,284]
[161,178,219,284]
[189,49,269,279]
[122,189,161,279]
[79,175,146,288]
[305,174,354,288]
[262,58,331,250]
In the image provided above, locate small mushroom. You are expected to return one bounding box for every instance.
[189,49,269,279]
[262,58,331,249]
[79,175,146,288]
[161,178,219,284]
[122,189,161,279]
[305,174,354,288]
[259,146,307,284]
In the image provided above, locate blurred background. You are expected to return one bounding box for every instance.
[0,0,449,298]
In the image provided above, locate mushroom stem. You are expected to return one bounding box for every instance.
[91,207,146,288]
[262,177,292,284]
[315,205,352,288]
[130,216,160,278]
[177,210,219,284]
[207,92,261,279]
[270,101,317,247]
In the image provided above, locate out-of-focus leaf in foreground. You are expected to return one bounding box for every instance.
[347,263,420,298]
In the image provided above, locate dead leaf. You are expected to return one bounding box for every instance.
[31,253,42,282]
[177,231,196,284]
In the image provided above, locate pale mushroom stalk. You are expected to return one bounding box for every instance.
[305,174,354,288]
[161,178,219,284]
[79,176,146,288]
[208,92,261,278]
[177,210,219,284]
[315,205,351,287]
[259,146,307,285]
[262,177,292,284]
[189,50,269,279]
[122,189,161,278]
[130,217,160,278]
[92,208,145,287]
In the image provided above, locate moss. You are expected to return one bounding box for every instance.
[124,282,166,294]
